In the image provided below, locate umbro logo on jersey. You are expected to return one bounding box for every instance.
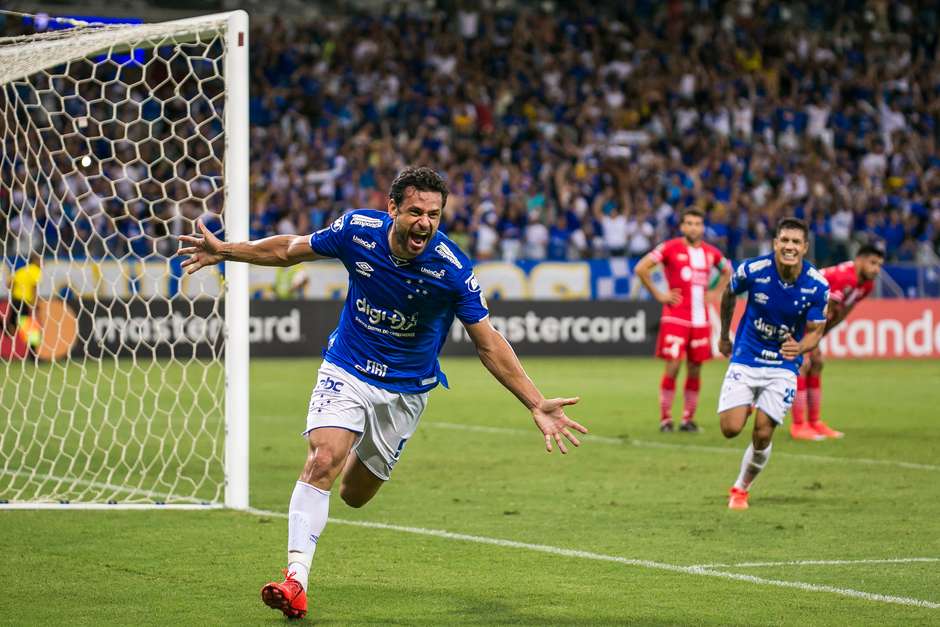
[355,261,374,277]
[754,292,769,305]
[420,266,446,279]
[435,243,463,269]
[352,235,376,250]
[754,276,771,284]
[350,215,384,228]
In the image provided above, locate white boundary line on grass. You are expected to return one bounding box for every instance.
[689,557,940,569]
[246,507,940,610]
[2,466,936,609]
[425,422,940,472]
[0,469,217,505]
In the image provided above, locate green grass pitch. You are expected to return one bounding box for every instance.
[2,356,939,625]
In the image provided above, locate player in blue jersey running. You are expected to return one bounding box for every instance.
[178,166,588,619]
[716,217,829,510]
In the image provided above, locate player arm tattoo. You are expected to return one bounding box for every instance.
[719,284,736,340]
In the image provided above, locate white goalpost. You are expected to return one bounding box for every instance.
[0,11,249,509]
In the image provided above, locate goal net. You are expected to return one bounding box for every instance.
[0,11,249,508]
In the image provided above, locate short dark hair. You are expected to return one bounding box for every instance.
[856,243,886,259]
[774,217,809,240]
[388,166,448,208]
[680,207,705,222]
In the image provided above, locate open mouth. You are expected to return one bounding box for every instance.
[780,250,799,263]
[408,231,430,253]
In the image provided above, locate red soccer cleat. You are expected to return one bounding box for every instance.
[790,423,825,441]
[810,421,845,439]
[728,486,749,510]
[261,569,307,619]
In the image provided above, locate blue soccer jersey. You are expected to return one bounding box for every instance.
[729,253,830,373]
[309,209,489,393]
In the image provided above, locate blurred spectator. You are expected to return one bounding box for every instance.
[4,2,940,266]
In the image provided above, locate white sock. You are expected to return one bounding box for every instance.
[733,443,772,491]
[286,481,330,591]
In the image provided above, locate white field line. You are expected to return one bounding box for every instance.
[246,507,939,610]
[2,467,936,609]
[425,421,940,472]
[689,557,940,569]
[0,468,216,505]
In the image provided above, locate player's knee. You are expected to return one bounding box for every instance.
[338,484,370,508]
[719,414,742,438]
[302,447,342,483]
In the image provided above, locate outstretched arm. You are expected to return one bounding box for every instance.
[177,220,325,274]
[718,284,736,357]
[464,318,588,454]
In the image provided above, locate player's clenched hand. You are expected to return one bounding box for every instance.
[177,220,225,274]
[657,288,682,306]
[780,334,801,360]
[532,397,588,454]
[718,337,733,357]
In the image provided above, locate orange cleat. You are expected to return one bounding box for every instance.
[810,421,845,439]
[790,423,825,441]
[261,569,307,619]
[728,486,749,510]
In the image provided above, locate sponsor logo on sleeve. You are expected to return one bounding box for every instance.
[747,258,773,273]
[330,215,345,232]
[350,214,384,228]
[465,274,481,292]
[352,234,376,250]
[434,243,463,269]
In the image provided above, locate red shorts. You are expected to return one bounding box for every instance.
[655,321,713,362]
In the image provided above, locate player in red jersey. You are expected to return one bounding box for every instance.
[789,244,885,440]
[635,208,732,433]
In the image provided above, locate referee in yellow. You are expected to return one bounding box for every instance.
[4,252,42,339]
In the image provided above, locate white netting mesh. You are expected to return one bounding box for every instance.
[0,15,234,505]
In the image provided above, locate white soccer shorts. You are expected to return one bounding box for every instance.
[304,360,428,481]
[717,363,797,424]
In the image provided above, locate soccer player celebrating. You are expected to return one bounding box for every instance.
[178,166,588,619]
[634,208,731,433]
[717,218,830,510]
[789,244,885,440]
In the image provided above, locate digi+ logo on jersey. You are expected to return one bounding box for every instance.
[753,317,790,341]
[355,297,418,333]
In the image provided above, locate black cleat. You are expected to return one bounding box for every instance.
[678,421,701,433]
[659,420,674,433]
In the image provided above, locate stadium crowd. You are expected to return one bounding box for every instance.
[3,1,940,266]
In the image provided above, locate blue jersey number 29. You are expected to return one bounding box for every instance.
[783,389,795,405]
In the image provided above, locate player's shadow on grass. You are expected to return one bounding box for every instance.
[291,585,721,625]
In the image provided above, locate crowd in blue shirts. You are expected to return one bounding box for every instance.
[3,2,940,267]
